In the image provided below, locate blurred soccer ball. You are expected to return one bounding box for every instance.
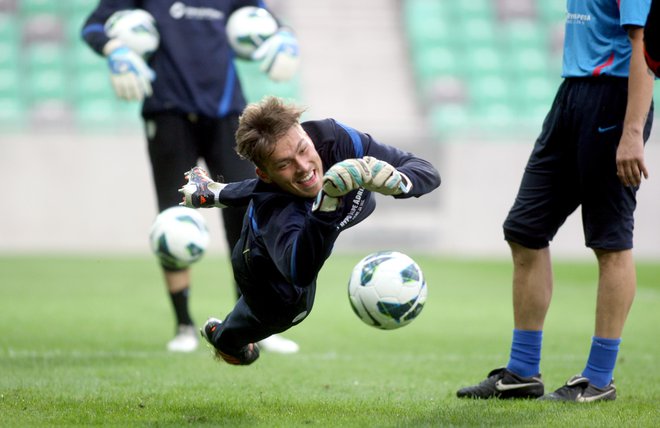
[149,207,209,270]
[225,6,278,59]
[105,9,160,58]
[348,251,427,330]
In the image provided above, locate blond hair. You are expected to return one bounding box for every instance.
[235,96,306,168]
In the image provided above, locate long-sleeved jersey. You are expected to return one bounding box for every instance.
[216,119,441,325]
[81,0,267,118]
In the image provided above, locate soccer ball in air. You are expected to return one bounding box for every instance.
[105,9,160,58]
[225,6,278,59]
[348,251,427,330]
[149,207,209,270]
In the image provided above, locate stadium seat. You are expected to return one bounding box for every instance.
[468,75,511,109]
[19,0,63,16]
[412,46,460,83]
[63,0,97,14]
[0,67,21,99]
[0,97,27,131]
[470,103,517,136]
[72,68,115,102]
[428,104,471,140]
[501,20,548,51]
[26,69,69,103]
[461,18,497,49]
[23,42,67,73]
[504,47,550,79]
[450,0,494,21]
[0,14,18,43]
[0,40,18,70]
[536,0,566,25]
[234,60,302,103]
[462,46,504,78]
[74,98,120,131]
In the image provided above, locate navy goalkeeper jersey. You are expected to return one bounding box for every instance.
[81,0,267,118]
[216,119,441,325]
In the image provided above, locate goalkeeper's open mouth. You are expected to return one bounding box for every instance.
[297,169,320,193]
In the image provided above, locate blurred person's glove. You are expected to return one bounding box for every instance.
[179,166,227,208]
[251,29,300,82]
[362,156,412,195]
[104,39,155,101]
[322,158,371,197]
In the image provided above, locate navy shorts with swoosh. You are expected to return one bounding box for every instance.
[503,77,653,250]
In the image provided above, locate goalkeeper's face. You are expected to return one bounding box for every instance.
[256,125,324,198]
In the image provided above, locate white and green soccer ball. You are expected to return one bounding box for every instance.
[225,6,278,59]
[348,251,427,330]
[105,9,160,58]
[149,207,209,270]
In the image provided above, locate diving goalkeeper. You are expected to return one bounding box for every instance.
[179,96,441,365]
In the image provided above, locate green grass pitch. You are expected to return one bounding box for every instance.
[1,254,658,427]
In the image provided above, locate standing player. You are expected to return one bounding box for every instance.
[178,96,441,365]
[457,0,653,401]
[81,1,300,353]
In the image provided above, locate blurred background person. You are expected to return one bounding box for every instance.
[81,0,300,354]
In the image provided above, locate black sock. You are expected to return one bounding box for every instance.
[169,288,194,326]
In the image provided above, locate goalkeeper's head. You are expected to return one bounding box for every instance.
[236,96,323,199]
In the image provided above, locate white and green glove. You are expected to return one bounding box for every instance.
[104,39,155,101]
[321,158,371,197]
[251,29,300,82]
[362,156,412,195]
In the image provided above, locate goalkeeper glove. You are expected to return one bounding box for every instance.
[312,191,341,213]
[104,39,155,101]
[322,158,371,197]
[362,156,412,195]
[179,166,227,208]
[251,29,300,82]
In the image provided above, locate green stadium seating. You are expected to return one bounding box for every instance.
[23,42,67,73]
[505,47,551,79]
[449,0,494,20]
[26,69,69,103]
[0,40,18,70]
[501,20,548,51]
[462,46,504,78]
[234,59,301,103]
[74,98,119,131]
[428,104,471,140]
[468,75,511,109]
[537,1,566,25]
[19,0,63,16]
[412,46,460,82]
[0,98,27,131]
[0,67,21,99]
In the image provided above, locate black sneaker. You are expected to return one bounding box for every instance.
[200,318,260,366]
[457,367,544,399]
[538,375,616,402]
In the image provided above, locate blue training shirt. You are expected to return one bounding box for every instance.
[562,0,651,77]
[82,0,268,118]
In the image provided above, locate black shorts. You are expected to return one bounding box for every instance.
[503,77,653,250]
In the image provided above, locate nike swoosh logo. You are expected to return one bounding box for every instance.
[495,380,539,391]
[598,125,618,133]
[576,389,615,402]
